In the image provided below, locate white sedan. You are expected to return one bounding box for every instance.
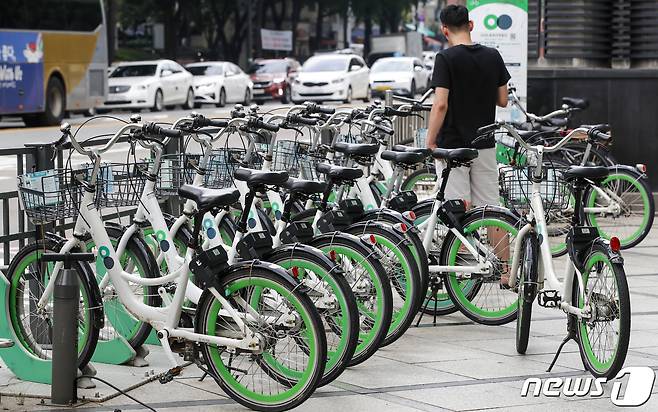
[291,54,371,104]
[369,57,430,98]
[103,60,194,112]
[186,62,253,107]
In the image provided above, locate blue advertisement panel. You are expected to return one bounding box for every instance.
[0,31,44,114]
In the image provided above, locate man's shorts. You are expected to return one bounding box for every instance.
[435,148,499,207]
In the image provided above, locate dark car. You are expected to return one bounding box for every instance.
[248,58,300,104]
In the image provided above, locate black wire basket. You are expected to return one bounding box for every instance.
[498,165,571,216]
[17,168,93,225]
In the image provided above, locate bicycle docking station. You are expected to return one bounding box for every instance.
[43,252,95,405]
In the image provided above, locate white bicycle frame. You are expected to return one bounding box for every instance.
[35,123,265,370]
[503,125,602,320]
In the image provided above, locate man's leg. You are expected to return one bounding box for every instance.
[470,149,511,285]
[436,160,471,203]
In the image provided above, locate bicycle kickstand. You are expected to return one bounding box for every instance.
[546,314,577,373]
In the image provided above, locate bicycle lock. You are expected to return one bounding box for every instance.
[40,252,95,405]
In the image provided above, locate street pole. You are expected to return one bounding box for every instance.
[247,1,253,64]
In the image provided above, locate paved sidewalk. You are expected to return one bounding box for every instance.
[2,231,657,411]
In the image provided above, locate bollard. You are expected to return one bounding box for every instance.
[384,89,394,107]
[42,252,95,405]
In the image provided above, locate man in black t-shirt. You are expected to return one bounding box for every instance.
[425,4,510,208]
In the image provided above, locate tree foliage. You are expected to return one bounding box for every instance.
[115,0,422,61]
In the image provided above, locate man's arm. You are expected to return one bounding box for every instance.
[497,84,508,108]
[426,87,449,149]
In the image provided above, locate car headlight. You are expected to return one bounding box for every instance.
[196,83,215,88]
[331,78,345,84]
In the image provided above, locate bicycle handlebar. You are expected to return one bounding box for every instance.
[480,121,589,154]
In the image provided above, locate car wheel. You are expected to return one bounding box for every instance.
[281,86,292,104]
[151,89,164,112]
[363,85,372,102]
[183,88,195,110]
[409,80,416,98]
[242,88,252,105]
[343,86,352,104]
[216,88,226,108]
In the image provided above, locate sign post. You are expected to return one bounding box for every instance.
[467,0,528,122]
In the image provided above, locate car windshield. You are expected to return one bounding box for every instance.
[371,60,411,73]
[303,57,347,72]
[187,65,223,76]
[249,61,287,74]
[110,65,158,77]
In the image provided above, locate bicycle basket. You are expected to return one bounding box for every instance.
[95,162,149,208]
[204,148,264,189]
[271,140,329,180]
[499,164,571,215]
[156,153,200,196]
[17,168,93,225]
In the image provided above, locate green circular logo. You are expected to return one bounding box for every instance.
[156,230,167,241]
[484,14,513,30]
[99,246,110,258]
[484,14,498,30]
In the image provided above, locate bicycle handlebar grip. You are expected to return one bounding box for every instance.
[194,115,229,128]
[250,118,280,132]
[588,124,611,141]
[384,107,410,117]
[476,124,499,135]
[315,104,335,114]
[143,123,183,139]
[289,115,318,126]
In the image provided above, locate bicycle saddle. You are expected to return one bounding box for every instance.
[282,178,327,195]
[316,163,364,181]
[431,148,479,163]
[381,150,426,165]
[562,97,589,110]
[233,168,289,188]
[334,142,379,157]
[392,144,432,156]
[562,166,608,183]
[178,185,240,210]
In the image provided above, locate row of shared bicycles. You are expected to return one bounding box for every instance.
[10,88,647,410]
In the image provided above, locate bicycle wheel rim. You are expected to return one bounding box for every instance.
[320,245,387,358]
[577,252,625,374]
[9,249,92,360]
[373,234,417,340]
[587,173,651,247]
[204,276,322,405]
[446,218,519,321]
[275,258,351,378]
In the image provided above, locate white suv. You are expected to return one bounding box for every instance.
[291,54,371,104]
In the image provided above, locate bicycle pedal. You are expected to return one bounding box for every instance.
[538,290,561,308]
[158,366,183,384]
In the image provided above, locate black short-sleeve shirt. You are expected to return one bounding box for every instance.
[431,44,511,149]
